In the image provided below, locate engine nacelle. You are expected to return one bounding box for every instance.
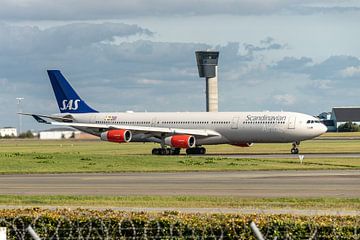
[232,143,253,147]
[165,135,196,148]
[100,129,132,143]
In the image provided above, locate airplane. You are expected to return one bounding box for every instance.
[22,70,327,155]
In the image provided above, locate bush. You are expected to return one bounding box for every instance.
[337,121,360,132]
[0,208,358,239]
[18,130,34,139]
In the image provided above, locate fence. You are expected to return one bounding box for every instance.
[0,208,359,239]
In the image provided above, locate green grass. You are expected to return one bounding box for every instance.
[0,195,359,211]
[321,132,360,137]
[0,139,360,173]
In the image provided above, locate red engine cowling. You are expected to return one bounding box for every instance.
[232,143,253,147]
[100,129,132,143]
[165,135,196,148]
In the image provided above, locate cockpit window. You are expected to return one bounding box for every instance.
[307,119,321,124]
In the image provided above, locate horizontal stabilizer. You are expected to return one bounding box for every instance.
[32,115,50,124]
[18,112,73,123]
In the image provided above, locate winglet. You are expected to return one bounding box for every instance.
[47,70,98,113]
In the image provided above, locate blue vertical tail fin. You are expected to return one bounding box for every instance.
[47,70,97,113]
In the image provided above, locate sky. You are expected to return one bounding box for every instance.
[1,0,360,131]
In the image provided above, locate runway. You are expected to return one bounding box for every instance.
[204,153,360,159]
[0,170,359,197]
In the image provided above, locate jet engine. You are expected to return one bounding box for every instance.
[165,135,196,148]
[232,143,253,147]
[100,129,132,143]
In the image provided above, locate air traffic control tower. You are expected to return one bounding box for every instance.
[195,51,219,112]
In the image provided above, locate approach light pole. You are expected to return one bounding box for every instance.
[16,97,24,136]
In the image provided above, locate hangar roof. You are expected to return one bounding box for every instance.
[332,107,360,122]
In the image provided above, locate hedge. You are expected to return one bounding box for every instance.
[0,208,358,239]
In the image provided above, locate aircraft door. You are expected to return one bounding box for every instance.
[288,116,296,129]
[89,115,96,124]
[231,117,239,129]
[151,118,157,127]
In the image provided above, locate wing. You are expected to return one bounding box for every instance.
[51,121,220,137]
[21,113,220,137]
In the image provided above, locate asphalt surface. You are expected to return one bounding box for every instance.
[1,170,359,197]
[204,153,360,159]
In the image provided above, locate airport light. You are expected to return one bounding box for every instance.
[16,97,24,135]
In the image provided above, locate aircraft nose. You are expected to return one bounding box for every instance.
[319,124,327,135]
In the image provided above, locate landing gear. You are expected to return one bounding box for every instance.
[152,148,181,155]
[186,147,206,155]
[291,141,300,154]
[151,133,181,155]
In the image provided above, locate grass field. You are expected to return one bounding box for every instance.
[0,139,359,210]
[321,132,360,137]
[0,195,359,211]
[0,139,359,173]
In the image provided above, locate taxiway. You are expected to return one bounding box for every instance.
[0,170,359,198]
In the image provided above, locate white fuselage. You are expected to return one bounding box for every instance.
[64,111,327,146]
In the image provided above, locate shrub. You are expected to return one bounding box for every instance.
[0,208,358,239]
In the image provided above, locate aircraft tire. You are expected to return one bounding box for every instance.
[291,148,299,154]
[172,148,181,155]
[152,148,159,155]
[186,147,206,155]
[160,148,167,155]
[166,148,172,155]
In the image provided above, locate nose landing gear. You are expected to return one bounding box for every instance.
[291,141,300,154]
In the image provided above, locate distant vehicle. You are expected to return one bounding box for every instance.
[22,70,327,155]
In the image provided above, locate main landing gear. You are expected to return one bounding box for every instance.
[186,147,206,155]
[151,147,207,155]
[291,141,300,154]
[152,148,181,155]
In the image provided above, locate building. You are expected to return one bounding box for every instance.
[39,128,81,140]
[39,128,98,140]
[318,107,360,131]
[0,127,18,137]
[195,51,220,112]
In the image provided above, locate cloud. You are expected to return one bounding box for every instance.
[0,0,288,20]
[308,55,360,80]
[0,22,152,55]
[273,55,360,82]
[0,23,236,122]
[310,80,333,89]
[273,94,296,105]
[136,78,164,85]
[273,57,312,73]
[340,66,360,78]
[244,37,287,56]
[0,20,358,131]
[1,0,359,21]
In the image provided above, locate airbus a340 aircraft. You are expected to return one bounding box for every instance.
[23,70,327,155]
